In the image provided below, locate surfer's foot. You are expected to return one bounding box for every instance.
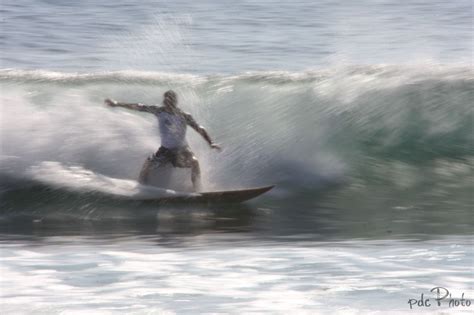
[191,159,202,192]
[138,169,149,185]
[138,170,150,185]
[193,182,203,192]
[138,157,154,185]
[191,171,202,192]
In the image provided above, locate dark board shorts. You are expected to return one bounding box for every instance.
[149,146,196,168]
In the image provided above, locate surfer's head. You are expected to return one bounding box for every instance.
[163,90,177,108]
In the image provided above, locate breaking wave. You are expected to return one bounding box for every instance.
[0,65,472,201]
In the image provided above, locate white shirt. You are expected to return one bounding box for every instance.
[139,105,199,149]
[157,111,188,149]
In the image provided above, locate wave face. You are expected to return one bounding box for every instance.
[0,65,473,209]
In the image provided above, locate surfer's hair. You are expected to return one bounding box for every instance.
[164,90,177,107]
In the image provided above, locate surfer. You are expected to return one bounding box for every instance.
[105,90,221,191]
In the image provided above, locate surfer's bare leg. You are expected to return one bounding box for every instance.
[138,158,153,184]
[191,158,202,192]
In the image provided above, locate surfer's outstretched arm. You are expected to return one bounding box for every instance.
[104,99,160,113]
[184,113,221,150]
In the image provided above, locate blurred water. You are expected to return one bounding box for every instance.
[1,235,473,314]
[1,0,471,73]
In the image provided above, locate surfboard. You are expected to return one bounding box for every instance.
[28,162,273,204]
[142,185,275,204]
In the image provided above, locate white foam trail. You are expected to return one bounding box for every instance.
[26,161,196,199]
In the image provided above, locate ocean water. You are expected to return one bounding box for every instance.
[1,0,473,314]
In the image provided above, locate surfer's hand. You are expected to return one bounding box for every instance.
[105,99,117,107]
[210,143,222,151]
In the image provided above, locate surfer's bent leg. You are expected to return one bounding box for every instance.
[138,157,154,184]
[174,147,202,192]
[190,157,202,192]
[138,147,169,184]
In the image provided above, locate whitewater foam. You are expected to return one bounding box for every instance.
[25,161,196,199]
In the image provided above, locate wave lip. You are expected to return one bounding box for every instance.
[0,68,205,85]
